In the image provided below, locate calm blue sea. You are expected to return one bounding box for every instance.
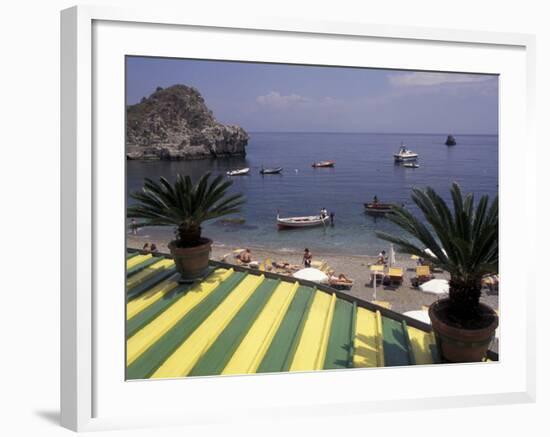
[127,132,498,255]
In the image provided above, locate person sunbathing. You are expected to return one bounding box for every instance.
[329,273,353,284]
[236,248,252,264]
[272,261,301,270]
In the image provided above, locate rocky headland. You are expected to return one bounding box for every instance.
[126,85,248,160]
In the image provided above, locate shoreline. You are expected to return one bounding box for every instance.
[127,233,499,319]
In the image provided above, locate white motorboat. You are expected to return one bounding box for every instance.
[226,167,250,176]
[393,144,419,162]
[276,213,330,229]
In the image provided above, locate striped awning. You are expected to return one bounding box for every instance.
[125,251,441,380]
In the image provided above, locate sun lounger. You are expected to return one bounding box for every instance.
[411,265,433,287]
[311,259,331,273]
[369,265,385,285]
[388,267,404,286]
[271,261,301,275]
[329,275,354,290]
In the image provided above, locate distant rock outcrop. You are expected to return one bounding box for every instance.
[126,85,248,160]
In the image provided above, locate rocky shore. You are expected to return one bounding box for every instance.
[126,84,248,160]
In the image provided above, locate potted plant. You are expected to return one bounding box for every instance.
[128,172,245,281]
[376,182,498,362]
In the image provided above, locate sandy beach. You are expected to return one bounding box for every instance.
[127,234,499,316]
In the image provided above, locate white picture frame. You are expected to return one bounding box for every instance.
[60,5,536,432]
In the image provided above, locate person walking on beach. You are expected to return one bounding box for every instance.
[130,218,138,235]
[303,248,312,268]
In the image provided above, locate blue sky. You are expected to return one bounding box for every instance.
[126,57,498,134]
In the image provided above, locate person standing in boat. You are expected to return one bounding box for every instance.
[303,248,313,268]
[320,207,328,218]
[373,195,379,205]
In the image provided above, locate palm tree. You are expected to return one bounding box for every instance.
[128,172,245,247]
[376,182,498,320]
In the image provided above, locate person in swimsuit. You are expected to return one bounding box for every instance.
[303,248,312,268]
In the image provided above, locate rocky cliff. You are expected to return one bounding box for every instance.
[126,85,248,160]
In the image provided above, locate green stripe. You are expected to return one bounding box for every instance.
[126,271,246,380]
[256,286,315,373]
[127,252,139,259]
[126,267,177,301]
[126,256,165,277]
[382,316,411,366]
[430,336,441,364]
[323,299,354,369]
[126,281,193,339]
[401,320,416,365]
[189,279,280,377]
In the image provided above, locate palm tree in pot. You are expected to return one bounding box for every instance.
[376,182,498,362]
[128,172,245,281]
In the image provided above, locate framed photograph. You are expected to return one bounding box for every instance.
[61,5,536,432]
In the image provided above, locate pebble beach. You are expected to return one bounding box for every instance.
[127,234,499,316]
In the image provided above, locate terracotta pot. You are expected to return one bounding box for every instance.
[168,238,212,281]
[428,298,498,363]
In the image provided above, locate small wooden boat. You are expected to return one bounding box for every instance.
[403,162,419,168]
[260,167,283,175]
[445,135,457,146]
[364,202,394,214]
[312,160,335,168]
[277,213,330,229]
[227,167,250,176]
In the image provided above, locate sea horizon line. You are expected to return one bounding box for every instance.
[246,131,498,136]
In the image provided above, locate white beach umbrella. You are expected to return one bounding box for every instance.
[389,244,396,267]
[424,248,448,259]
[293,268,329,284]
[404,310,431,325]
[419,279,449,295]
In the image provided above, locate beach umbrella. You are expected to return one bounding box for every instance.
[293,268,329,284]
[419,279,449,295]
[403,310,431,325]
[424,248,448,259]
[389,244,396,267]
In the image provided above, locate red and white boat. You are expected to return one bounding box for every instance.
[312,160,335,168]
[364,202,394,214]
[277,213,330,229]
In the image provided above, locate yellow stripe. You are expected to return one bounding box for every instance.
[222,282,298,375]
[372,300,391,310]
[126,269,232,366]
[126,274,179,320]
[352,307,379,368]
[407,326,436,365]
[375,310,385,367]
[316,293,336,369]
[126,254,152,270]
[151,274,265,378]
[289,291,333,372]
[126,259,174,290]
